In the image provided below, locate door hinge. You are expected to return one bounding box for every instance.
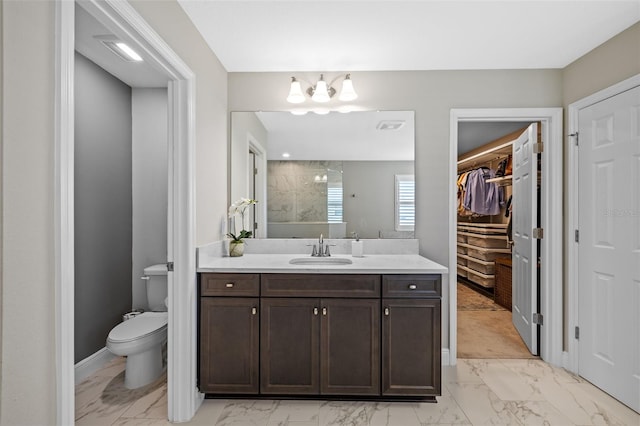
[575,229,579,243]
[167,262,174,272]
[569,132,579,146]
[254,222,258,230]
[533,313,543,325]
[575,326,580,340]
[533,142,544,154]
[533,228,544,239]
[254,167,258,176]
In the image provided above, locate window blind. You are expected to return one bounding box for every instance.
[395,175,415,231]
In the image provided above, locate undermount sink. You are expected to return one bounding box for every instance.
[289,257,353,265]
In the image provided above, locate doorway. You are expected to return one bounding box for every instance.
[448,108,563,367]
[55,1,198,423]
[568,74,640,413]
[456,121,538,359]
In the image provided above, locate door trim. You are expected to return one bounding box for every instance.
[449,108,563,366]
[566,73,640,374]
[54,1,200,423]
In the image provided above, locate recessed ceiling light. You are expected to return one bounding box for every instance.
[282,152,290,158]
[94,35,143,62]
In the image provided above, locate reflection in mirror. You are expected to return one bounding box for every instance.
[230,111,415,239]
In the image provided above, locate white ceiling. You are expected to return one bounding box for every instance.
[254,111,415,160]
[177,0,639,72]
[75,3,168,87]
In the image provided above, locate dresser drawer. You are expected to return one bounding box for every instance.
[382,275,441,298]
[201,273,260,297]
[261,274,381,298]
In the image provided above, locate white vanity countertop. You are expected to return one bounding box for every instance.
[197,254,448,274]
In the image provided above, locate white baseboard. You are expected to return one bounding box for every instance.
[74,347,117,385]
[442,348,451,366]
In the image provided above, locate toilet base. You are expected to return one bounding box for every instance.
[123,342,166,389]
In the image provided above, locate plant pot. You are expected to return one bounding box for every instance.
[229,241,245,257]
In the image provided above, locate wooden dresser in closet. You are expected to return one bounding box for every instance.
[456,223,510,289]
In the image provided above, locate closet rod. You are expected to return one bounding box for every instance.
[457,140,513,166]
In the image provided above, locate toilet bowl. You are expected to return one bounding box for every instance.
[106,264,168,389]
[107,312,167,388]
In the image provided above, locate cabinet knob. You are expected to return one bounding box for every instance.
[225,283,234,288]
[408,284,417,290]
[384,307,390,316]
[252,307,257,315]
[322,307,327,316]
[313,307,319,316]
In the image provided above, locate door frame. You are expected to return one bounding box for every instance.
[55,1,200,423]
[566,73,640,373]
[448,108,563,366]
[247,133,268,238]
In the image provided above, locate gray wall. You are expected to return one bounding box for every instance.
[343,161,414,239]
[74,52,133,363]
[132,88,168,310]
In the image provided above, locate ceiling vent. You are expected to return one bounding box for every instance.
[376,120,405,131]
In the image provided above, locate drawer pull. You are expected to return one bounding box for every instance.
[252,307,257,315]
[313,307,319,316]
[225,283,234,288]
[408,284,417,290]
[384,307,390,316]
[322,307,327,316]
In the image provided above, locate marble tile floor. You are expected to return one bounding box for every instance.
[76,357,640,426]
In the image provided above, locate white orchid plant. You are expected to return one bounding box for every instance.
[227,198,258,242]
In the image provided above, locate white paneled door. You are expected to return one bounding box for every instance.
[512,123,539,355]
[578,85,640,413]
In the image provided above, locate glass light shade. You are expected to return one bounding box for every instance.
[339,75,358,101]
[286,78,306,104]
[311,77,331,103]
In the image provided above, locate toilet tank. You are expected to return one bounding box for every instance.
[144,264,168,312]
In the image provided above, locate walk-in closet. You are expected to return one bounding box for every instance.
[456,122,540,359]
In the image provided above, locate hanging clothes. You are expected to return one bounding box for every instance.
[463,168,503,216]
[457,171,473,216]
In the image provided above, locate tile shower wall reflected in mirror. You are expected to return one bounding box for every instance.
[267,161,345,238]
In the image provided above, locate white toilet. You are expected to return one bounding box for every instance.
[107,264,168,389]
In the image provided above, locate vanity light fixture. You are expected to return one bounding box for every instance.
[287,74,358,104]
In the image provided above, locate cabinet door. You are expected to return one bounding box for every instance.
[321,299,380,395]
[199,297,259,394]
[260,298,320,394]
[382,298,441,396]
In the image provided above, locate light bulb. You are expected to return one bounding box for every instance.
[339,74,358,101]
[286,77,305,104]
[311,75,331,103]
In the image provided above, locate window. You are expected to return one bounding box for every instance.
[327,183,343,223]
[395,174,415,231]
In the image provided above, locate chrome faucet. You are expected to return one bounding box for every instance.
[310,233,332,257]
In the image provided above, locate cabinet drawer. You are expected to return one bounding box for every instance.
[201,273,260,297]
[382,275,441,298]
[262,274,380,298]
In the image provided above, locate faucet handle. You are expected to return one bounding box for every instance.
[324,245,331,256]
[311,244,318,256]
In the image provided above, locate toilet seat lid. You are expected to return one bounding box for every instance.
[108,312,167,343]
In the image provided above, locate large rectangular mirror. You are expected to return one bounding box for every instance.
[230,111,415,239]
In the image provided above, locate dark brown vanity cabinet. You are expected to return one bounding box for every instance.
[199,272,441,400]
[382,275,442,396]
[199,274,260,394]
[260,274,380,396]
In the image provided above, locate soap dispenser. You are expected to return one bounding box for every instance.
[351,232,363,257]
